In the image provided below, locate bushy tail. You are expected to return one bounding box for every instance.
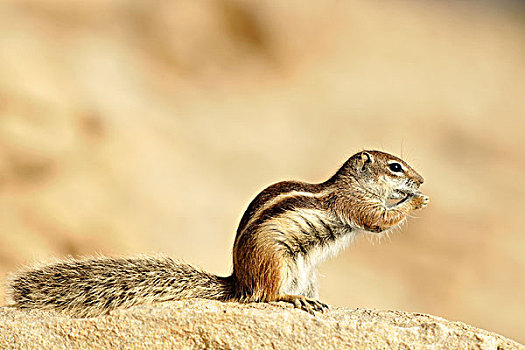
[6,256,235,317]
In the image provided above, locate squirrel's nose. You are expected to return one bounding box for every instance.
[415,174,424,186]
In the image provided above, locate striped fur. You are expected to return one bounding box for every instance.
[231,150,427,305]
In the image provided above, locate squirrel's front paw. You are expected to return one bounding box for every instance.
[411,192,429,210]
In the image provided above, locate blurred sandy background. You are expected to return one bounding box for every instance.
[0,0,524,343]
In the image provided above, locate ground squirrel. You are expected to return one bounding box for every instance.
[6,150,428,317]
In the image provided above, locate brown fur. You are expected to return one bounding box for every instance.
[6,150,428,317]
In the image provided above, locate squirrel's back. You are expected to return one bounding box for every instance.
[7,256,234,317]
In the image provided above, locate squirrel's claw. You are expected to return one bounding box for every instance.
[277,294,329,315]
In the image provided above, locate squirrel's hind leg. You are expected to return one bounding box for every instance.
[276,294,328,315]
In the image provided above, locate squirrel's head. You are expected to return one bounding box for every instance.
[332,150,424,205]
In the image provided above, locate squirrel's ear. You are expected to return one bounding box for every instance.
[358,152,374,170]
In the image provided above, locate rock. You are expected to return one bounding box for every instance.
[0,299,522,350]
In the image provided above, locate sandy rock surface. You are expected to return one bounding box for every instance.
[0,299,522,350]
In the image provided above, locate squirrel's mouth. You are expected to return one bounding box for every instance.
[386,190,411,207]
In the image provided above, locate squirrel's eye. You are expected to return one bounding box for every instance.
[388,163,403,173]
